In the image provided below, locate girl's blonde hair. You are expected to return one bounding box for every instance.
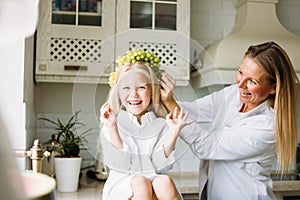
[107,61,167,118]
[245,42,299,174]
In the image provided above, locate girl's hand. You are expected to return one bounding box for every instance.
[100,103,123,149]
[166,107,193,132]
[100,102,117,128]
[163,107,194,157]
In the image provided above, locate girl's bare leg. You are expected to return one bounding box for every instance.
[129,176,153,200]
[152,175,181,200]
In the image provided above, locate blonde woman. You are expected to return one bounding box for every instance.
[160,41,299,200]
[100,50,192,200]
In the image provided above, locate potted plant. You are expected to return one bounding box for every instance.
[39,111,91,192]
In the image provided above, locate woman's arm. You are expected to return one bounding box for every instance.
[180,115,275,162]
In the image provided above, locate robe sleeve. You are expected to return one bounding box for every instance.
[150,124,177,173]
[180,114,275,162]
[100,126,132,172]
[151,147,176,173]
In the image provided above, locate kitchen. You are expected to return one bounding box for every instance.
[1,0,300,199]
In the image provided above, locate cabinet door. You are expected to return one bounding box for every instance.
[115,0,190,86]
[35,0,115,84]
[52,0,102,26]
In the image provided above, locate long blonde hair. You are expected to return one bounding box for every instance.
[245,42,299,174]
[107,62,167,118]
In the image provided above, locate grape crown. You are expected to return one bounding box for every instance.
[108,49,162,87]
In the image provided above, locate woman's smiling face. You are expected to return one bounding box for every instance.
[118,70,152,121]
[236,56,276,112]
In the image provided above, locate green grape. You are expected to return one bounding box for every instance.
[112,49,162,86]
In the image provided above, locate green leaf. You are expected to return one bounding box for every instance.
[38,110,91,157]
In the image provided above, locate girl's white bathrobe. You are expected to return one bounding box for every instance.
[100,110,177,200]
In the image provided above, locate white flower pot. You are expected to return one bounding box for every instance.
[54,157,82,192]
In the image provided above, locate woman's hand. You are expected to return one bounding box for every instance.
[100,102,117,128]
[160,72,176,102]
[160,72,179,113]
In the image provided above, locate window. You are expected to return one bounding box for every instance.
[52,0,102,26]
[130,0,177,30]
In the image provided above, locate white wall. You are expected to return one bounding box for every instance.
[24,36,38,150]
[190,0,300,48]
[35,83,109,168]
[277,0,300,36]
[0,36,37,170]
[0,39,27,153]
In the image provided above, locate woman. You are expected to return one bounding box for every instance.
[160,41,299,199]
[100,49,192,200]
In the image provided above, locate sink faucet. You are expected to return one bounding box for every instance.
[14,139,50,173]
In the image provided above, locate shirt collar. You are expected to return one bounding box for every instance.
[118,110,157,126]
[238,101,272,117]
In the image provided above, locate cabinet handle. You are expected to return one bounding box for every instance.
[64,65,88,71]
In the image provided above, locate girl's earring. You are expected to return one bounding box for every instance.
[121,105,126,110]
[149,105,154,111]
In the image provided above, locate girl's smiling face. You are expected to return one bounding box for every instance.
[118,71,152,121]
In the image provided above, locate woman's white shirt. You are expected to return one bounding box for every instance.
[180,84,276,200]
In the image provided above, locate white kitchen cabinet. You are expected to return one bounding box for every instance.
[35,0,115,84]
[35,0,190,85]
[115,0,190,86]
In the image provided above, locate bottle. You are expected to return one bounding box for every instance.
[42,134,60,177]
[296,143,300,175]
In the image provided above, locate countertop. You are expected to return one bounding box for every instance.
[168,172,300,200]
[168,172,300,193]
[273,181,300,199]
[55,170,300,200]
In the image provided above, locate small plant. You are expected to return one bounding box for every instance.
[39,111,91,157]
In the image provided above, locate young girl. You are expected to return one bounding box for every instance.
[99,50,191,200]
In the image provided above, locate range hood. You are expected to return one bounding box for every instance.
[193,0,300,88]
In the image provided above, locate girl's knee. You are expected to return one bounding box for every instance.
[131,176,152,198]
[131,175,152,187]
[153,175,175,187]
[152,175,181,199]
